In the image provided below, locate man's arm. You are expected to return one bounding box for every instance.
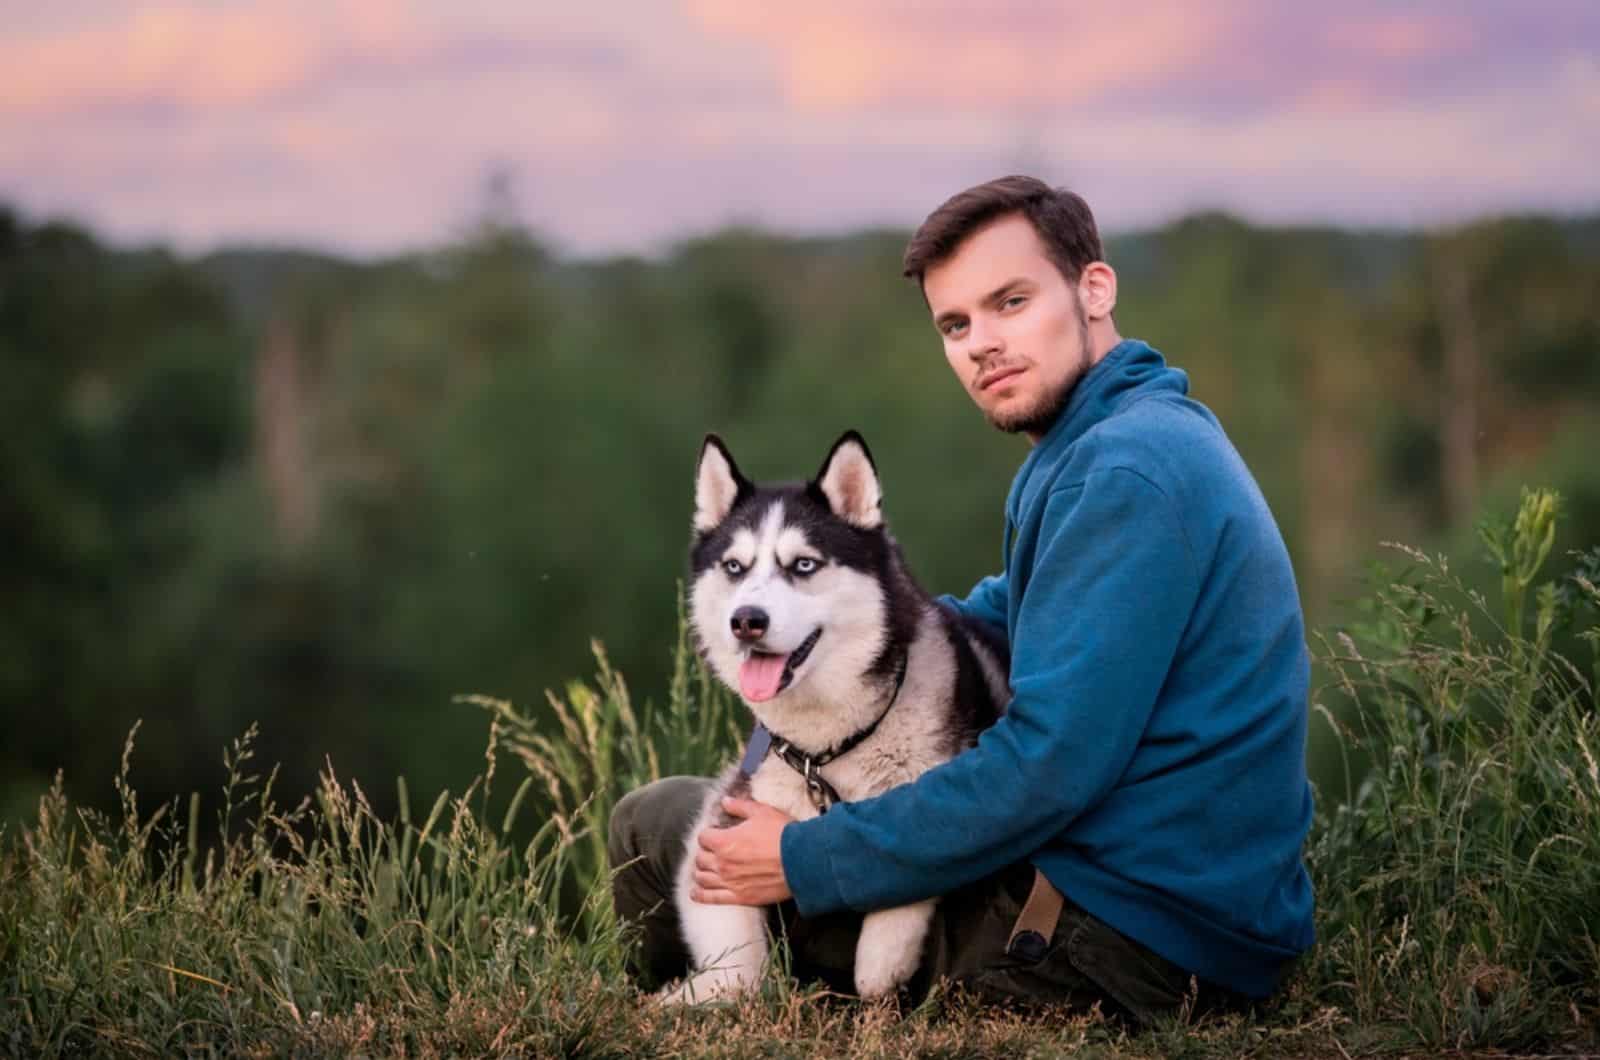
[937,572,1009,633]
[779,467,1201,916]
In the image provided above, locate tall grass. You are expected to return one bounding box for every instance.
[460,599,743,934]
[0,592,746,1056]
[1307,488,1600,1050]
[1,722,630,1055]
[3,512,1598,1056]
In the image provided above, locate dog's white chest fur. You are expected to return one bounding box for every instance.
[747,666,960,818]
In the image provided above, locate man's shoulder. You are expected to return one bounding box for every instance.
[1104,388,1223,446]
[1055,392,1230,494]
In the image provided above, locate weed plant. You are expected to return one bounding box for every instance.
[1308,488,1600,1050]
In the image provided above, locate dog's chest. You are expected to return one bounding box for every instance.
[746,722,953,820]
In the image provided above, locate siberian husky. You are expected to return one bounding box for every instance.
[662,430,1009,1003]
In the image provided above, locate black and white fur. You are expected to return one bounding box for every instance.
[662,431,1009,1003]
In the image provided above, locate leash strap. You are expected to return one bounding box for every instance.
[1005,868,1065,963]
[738,724,773,777]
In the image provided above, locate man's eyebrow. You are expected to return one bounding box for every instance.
[982,278,1031,305]
[933,278,1033,329]
[934,278,1030,333]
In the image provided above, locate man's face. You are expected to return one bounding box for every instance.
[923,214,1091,439]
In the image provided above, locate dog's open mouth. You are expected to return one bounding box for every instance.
[738,628,821,703]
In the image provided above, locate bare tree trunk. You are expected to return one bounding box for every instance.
[1300,305,1371,616]
[1431,241,1480,526]
[255,316,316,550]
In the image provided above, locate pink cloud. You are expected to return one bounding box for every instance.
[682,1,1595,119]
[0,0,627,118]
[5,3,371,115]
[1325,11,1478,62]
[0,1,1593,256]
[684,0,1234,112]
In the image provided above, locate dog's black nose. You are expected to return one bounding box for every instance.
[730,606,769,642]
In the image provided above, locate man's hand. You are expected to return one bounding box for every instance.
[691,797,795,906]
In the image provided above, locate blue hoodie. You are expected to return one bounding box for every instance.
[780,339,1315,998]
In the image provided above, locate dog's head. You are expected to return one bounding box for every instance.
[687,431,896,722]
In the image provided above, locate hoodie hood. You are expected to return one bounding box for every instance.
[1005,339,1188,523]
[1041,338,1187,451]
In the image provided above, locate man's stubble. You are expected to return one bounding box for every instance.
[987,298,1092,437]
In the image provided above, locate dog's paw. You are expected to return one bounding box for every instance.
[852,946,919,1000]
[854,900,936,1000]
[653,981,698,1007]
[653,967,755,1006]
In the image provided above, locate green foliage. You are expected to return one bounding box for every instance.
[1308,489,1600,1048]
[0,212,252,823]
[3,203,1599,852]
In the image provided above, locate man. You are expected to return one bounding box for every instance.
[609,176,1315,1021]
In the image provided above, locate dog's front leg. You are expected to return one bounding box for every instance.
[656,837,769,1005]
[658,900,768,1004]
[853,898,937,999]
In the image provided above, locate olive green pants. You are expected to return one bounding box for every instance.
[607,776,1238,1024]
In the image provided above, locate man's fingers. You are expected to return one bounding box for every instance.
[694,851,716,873]
[720,796,758,819]
[691,887,737,905]
[698,827,724,852]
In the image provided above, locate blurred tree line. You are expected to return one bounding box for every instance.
[2,202,1598,827]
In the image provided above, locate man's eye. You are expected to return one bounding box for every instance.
[793,557,819,575]
[1003,294,1027,309]
[941,320,966,337]
[722,559,745,576]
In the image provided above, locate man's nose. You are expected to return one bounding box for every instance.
[965,317,1002,362]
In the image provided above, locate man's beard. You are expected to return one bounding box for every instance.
[986,306,1092,436]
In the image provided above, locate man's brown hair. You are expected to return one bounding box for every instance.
[902,175,1105,287]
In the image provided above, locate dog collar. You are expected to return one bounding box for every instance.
[762,650,909,813]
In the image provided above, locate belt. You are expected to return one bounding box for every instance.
[1005,868,1065,963]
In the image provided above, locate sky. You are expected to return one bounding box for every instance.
[3,0,1597,259]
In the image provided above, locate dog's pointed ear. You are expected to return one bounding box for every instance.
[813,430,882,530]
[694,434,750,532]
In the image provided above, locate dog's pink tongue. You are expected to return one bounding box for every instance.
[738,652,788,702]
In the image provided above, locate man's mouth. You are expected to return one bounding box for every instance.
[737,628,822,703]
[978,365,1025,391]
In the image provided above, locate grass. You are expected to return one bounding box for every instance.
[1305,490,1600,1052]
[3,492,1599,1057]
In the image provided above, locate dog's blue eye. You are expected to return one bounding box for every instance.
[793,557,819,575]
[722,559,745,576]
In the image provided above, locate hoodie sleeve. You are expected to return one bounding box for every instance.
[781,467,1201,916]
[936,573,1010,634]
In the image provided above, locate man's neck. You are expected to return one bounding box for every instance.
[1089,324,1124,367]
[1024,328,1125,447]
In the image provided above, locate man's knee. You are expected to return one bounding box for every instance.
[608,775,714,877]
[607,783,653,869]
[607,776,714,990]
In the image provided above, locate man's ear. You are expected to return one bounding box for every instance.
[1077,261,1118,320]
[694,434,750,532]
[812,430,883,530]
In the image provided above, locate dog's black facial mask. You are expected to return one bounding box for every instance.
[689,431,890,578]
